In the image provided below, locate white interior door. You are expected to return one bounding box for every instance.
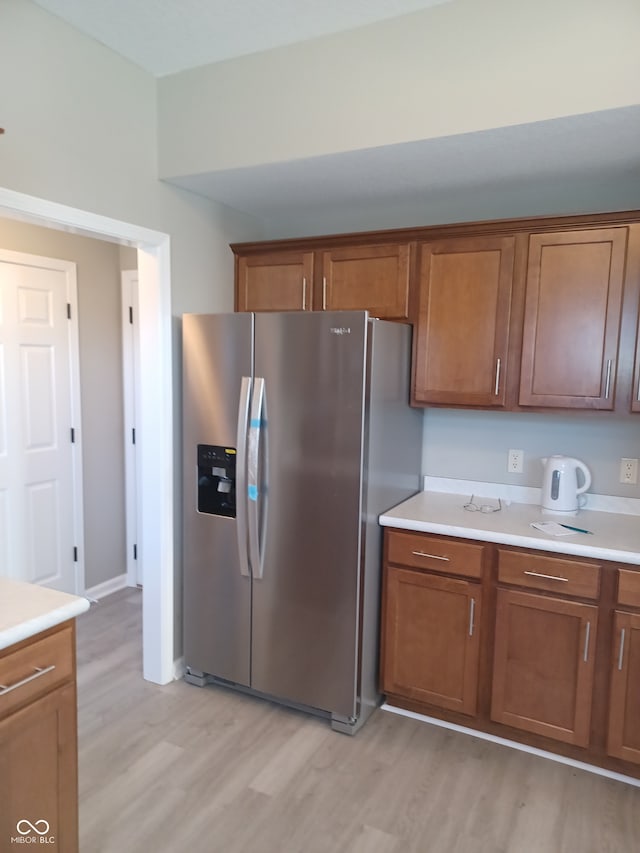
[121,270,141,587]
[0,249,83,592]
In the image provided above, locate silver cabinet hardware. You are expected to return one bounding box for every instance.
[322,276,327,311]
[0,664,56,697]
[604,359,612,398]
[302,277,307,310]
[583,621,591,663]
[618,628,626,671]
[494,358,501,396]
[468,598,476,637]
[411,551,450,561]
[523,570,569,583]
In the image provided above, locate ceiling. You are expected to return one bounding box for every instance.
[31,0,450,76]
[30,0,640,224]
[171,106,640,219]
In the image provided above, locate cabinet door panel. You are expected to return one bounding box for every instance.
[382,567,481,715]
[320,244,410,320]
[491,589,597,746]
[0,684,78,851]
[607,611,640,764]
[236,251,314,312]
[519,228,627,409]
[413,236,515,406]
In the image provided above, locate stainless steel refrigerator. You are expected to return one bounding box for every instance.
[182,310,422,734]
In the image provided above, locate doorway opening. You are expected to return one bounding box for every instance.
[0,186,174,685]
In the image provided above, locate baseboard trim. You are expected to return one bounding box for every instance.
[173,656,186,681]
[381,703,640,789]
[84,573,128,601]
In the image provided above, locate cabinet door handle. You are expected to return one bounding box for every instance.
[468,598,476,637]
[583,621,591,663]
[494,358,501,396]
[604,359,612,399]
[618,628,626,671]
[523,570,569,583]
[301,277,307,310]
[411,550,450,561]
[322,276,327,311]
[0,664,56,697]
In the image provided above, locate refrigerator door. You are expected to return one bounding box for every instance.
[182,312,253,685]
[250,311,368,718]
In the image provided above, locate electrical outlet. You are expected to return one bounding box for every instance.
[508,449,524,474]
[620,458,638,485]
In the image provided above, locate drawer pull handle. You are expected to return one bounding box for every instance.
[322,276,327,311]
[618,628,626,671]
[301,277,307,310]
[523,570,569,583]
[0,664,56,697]
[583,622,591,663]
[468,598,476,637]
[411,551,450,562]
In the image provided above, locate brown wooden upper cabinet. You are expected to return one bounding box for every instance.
[319,243,410,320]
[234,242,410,320]
[412,236,516,407]
[519,228,628,410]
[235,250,314,312]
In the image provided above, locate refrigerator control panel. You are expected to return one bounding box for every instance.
[197,444,236,517]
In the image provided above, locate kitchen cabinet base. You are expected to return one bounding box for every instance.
[382,693,640,783]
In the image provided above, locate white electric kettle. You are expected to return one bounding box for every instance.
[540,455,592,515]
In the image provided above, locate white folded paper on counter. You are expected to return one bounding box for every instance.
[530,521,576,537]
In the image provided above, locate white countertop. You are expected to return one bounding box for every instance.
[0,578,90,651]
[380,490,640,565]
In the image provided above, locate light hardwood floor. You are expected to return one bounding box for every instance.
[77,589,640,853]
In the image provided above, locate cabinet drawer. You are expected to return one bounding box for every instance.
[0,623,74,720]
[618,569,640,608]
[387,531,484,579]
[497,549,600,599]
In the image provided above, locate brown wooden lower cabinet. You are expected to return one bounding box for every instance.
[0,622,79,851]
[381,527,640,779]
[382,566,482,716]
[607,611,640,763]
[490,588,598,747]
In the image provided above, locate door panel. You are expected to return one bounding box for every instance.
[0,253,79,591]
[382,568,482,715]
[182,313,253,685]
[251,311,367,717]
[491,589,597,746]
[519,228,627,408]
[236,252,314,312]
[413,236,515,407]
[607,611,640,763]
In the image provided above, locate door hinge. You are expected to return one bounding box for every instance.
[129,305,133,324]
[133,544,138,560]
[73,546,78,562]
[132,427,136,445]
[70,427,75,443]
[67,303,72,320]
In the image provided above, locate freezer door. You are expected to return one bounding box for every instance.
[182,313,253,685]
[250,311,368,718]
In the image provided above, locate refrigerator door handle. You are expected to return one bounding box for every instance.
[247,377,266,579]
[235,376,252,578]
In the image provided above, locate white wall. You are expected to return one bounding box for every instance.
[423,409,640,499]
[158,0,640,177]
[0,0,260,316]
[0,0,263,658]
